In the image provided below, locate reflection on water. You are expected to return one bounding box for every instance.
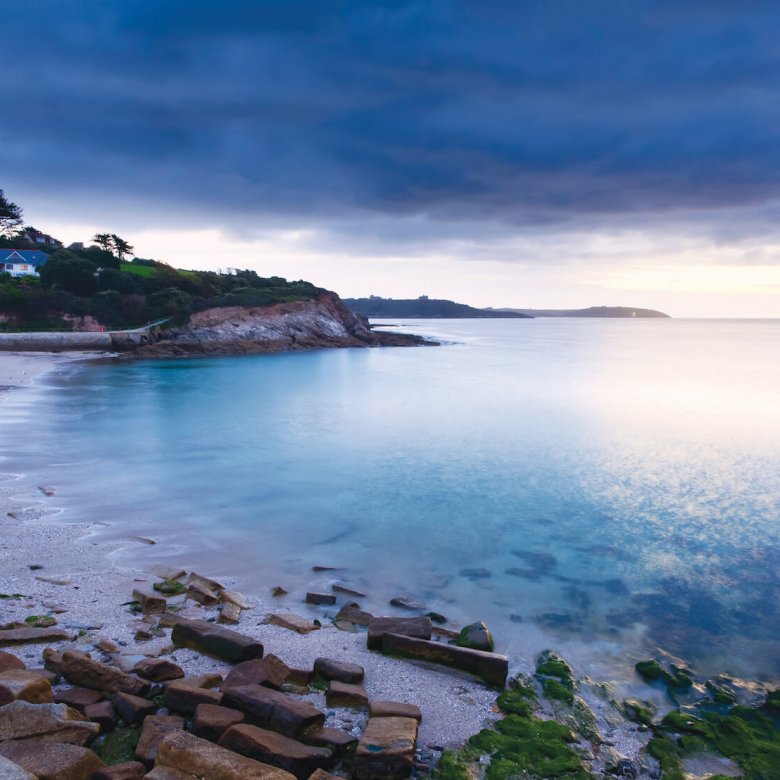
[1,318,778,682]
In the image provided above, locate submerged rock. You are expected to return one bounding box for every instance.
[455,621,494,652]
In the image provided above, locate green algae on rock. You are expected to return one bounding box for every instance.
[536,651,575,705]
[496,675,538,717]
[635,659,692,696]
[622,698,656,726]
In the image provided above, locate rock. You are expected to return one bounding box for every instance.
[367,616,432,651]
[336,603,373,626]
[132,588,167,614]
[325,681,368,709]
[352,716,418,780]
[155,729,296,779]
[133,657,184,682]
[187,571,225,592]
[92,760,147,779]
[0,754,37,780]
[219,602,242,624]
[134,714,185,767]
[151,565,187,581]
[389,596,426,610]
[112,691,156,725]
[144,768,194,780]
[305,592,336,606]
[0,626,74,646]
[381,632,508,687]
[23,615,57,628]
[313,658,364,684]
[0,740,105,780]
[163,680,223,714]
[34,575,71,585]
[456,621,494,652]
[42,647,64,674]
[269,613,320,634]
[223,656,291,691]
[427,612,447,624]
[333,620,357,633]
[219,724,332,779]
[176,672,224,689]
[308,772,338,780]
[54,686,103,711]
[332,584,366,597]
[222,685,325,738]
[301,727,357,754]
[187,582,220,606]
[369,701,422,721]
[0,699,100,744]
[158,613,184,628]
[61,651,148,695]
[271,586,288,597]
[0,669,54,704]
[171,618,264,662]
[286,667,314,688]
[0,651,25,672]
[222,590,251,609]
[85,700,116,732]
[193,703,246,742]
[431,626,459,640]
[97,638,121,653]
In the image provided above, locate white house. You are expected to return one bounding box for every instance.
[0,249,49,278]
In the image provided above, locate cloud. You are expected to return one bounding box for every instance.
[3,0,780,256]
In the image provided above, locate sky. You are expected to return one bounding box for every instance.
[3,1,780,317]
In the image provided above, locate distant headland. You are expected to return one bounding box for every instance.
[344,296,670,319]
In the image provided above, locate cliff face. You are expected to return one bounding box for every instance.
[127,291,426,357]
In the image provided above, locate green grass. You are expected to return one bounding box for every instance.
[120,262,158,278]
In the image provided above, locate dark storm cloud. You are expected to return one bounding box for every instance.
[3,0,780,233]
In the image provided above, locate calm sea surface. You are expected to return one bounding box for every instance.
[2,318,779,684]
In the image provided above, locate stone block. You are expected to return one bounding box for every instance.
[0,740,105,780]
[381,632,508,687]
[222,684,324,738]
[155,729,296,779]
[112,691,156,725]
[0,699,99,744]
[369,700,422,721]
[313,657,364,684]
[192,703,245,742]
[133,657,184,682]
[135,714,185,767]
[352,716,418,780]
[325,681,368,709]
[60,651,148,695]
[0,669,54,704]
[162,680,222,714]
[223,655,291,691]
[171,618,263,662]
[366,617,431,650]
[219,723,332,779]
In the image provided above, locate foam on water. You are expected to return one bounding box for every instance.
[1,318,778,684]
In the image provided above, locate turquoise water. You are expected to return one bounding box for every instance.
[2,318,779,682]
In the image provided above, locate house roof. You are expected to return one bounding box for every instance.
[0,249,49,266]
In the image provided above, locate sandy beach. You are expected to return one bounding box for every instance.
[0,351,500,752]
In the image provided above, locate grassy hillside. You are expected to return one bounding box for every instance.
[1,250,323,331]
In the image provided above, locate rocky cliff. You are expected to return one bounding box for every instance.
[124,291,428,357]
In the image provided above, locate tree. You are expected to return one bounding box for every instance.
[110,234,134,261]
[0,190,23,236]
[38,250,99,296]
[92,233,114,253]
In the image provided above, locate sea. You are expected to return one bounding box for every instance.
[1,318,779,685]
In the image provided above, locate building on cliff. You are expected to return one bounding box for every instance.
[0,249,49,277]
